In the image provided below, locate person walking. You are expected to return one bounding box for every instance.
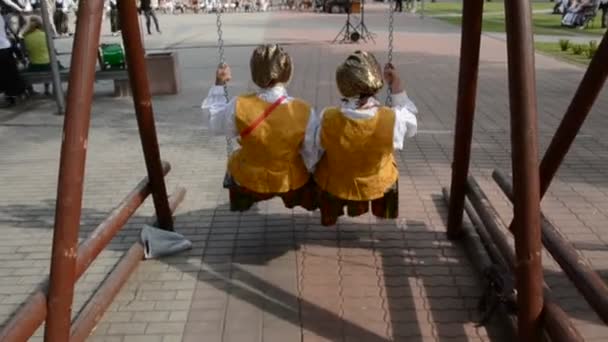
[394,0,403,12]
[140,0,161,35]
[0,14,28,106]
[54,0,70,36]
[109,0,119,36]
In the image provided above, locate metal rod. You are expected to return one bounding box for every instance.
[538,32,608,198]
[446,0,484,239]
[118,0,174,230]
[494,169,608,324]
[0,168,171,341]
[43,0,105,339]
[39,0,65,115]
[70,186,186,342]
[502,0,544,338]
[466,177,583,342]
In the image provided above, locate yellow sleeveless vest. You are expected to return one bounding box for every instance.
[314,107,398,201]
[228,94,311,194]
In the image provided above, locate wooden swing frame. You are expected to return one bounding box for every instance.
[0,0,186,340]
[0,0,606,340]
[445,0,608,340]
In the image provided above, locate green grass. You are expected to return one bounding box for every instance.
[424,1,606,37]
[535,41,593,65]
[421,2,506,15]
[423,1,552,15]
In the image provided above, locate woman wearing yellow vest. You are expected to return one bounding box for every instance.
[202,44,317,212]
[302,51,418,226]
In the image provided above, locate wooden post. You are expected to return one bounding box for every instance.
[446,0,484,239]
[503,0,543,338]
[43,0,105,339]
[118,0,174,230]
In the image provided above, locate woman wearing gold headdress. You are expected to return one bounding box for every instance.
[302,51,418,226]
[202,44,317,212]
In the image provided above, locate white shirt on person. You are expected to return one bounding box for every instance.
[0,15,11,49]
[201,84,418,172]
[56,0,72,12]
[1,0,24,12]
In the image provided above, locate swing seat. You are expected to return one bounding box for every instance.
[316,182,399,226]
[226,175,318,212]
[223,172,237,189]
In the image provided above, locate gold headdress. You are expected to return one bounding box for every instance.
[250,44,293,88]
[335,51,384,98]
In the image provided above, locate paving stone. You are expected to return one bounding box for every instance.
[106,322,148,335]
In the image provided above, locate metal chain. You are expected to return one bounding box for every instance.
[216,8,233,156]
[386,0,395,106]
[216,9,228,100]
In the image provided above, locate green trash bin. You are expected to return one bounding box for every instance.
[98,43,126,70]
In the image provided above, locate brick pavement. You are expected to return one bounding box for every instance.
[1,5,607,341]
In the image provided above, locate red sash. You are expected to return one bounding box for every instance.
[239,96,287,138]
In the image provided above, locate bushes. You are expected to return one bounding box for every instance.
[587,40,598,58]
[571,44,585,55]
[568,41,598,59]
[537,39,598,65]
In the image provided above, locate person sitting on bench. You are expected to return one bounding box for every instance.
[23,16,63,95]
[561,0,594,28]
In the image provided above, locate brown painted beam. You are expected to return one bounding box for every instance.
[502,0,544,338]
[0,291,47,342]
[70,187,186,342]
[447,0,485,239]
[505,32,608,237]
[0,167,170,342]
[76,162,170,275]
[466,177,583,342]
[44,0,106,339]
[442,188,518,338]
[494,169,608,324]
[118,0,174,230]
[71,243,146,342]
[465,178,516,268]
[538,32,608,198]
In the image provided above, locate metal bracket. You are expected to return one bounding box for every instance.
[476,265,517,326]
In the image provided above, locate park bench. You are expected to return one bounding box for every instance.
[20,69,131,97]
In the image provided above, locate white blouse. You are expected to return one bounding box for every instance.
[0,16,10,50]
[201,86,418,171]
[202,85,297,136]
